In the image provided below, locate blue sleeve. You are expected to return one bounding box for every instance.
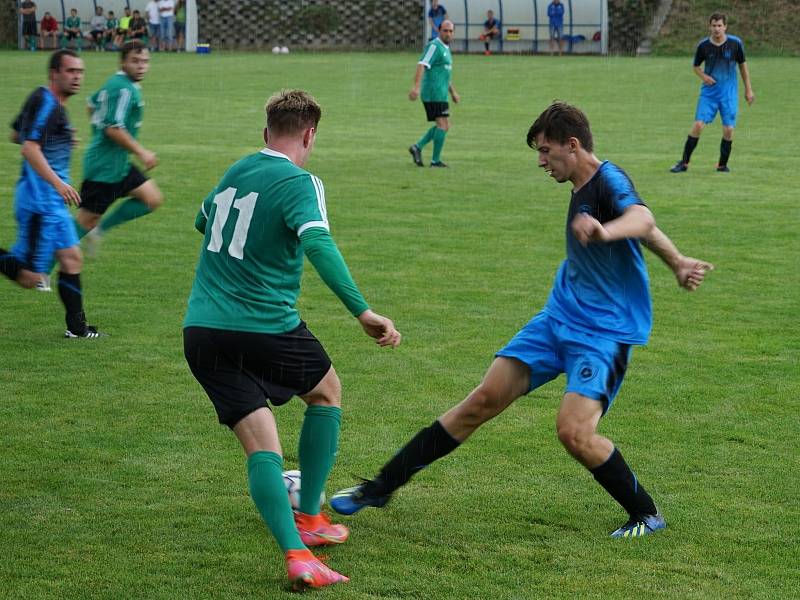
[693,41,705,67]
[15,89,56,143]
[603,166,645,216]
[735,38,746,63]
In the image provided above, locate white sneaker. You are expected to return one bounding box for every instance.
[36,274,52,292]
[84,228,103,258]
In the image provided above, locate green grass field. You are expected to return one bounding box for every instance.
[1,50,798,599]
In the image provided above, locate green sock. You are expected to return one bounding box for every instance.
[99,199,152,234]
[416,126,437,149]
[298,405,341,516]
[73,217,89,240]
[431,128,447,163]
[247,451,305,552]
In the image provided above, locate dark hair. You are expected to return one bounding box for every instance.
[526,101,593,152]
[121,39,147,59]
[133,9,140,15]
[49,49,79,72]
[709,12,726,24]
[265,89,322,136]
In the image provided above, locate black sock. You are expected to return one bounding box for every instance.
[376,420,460,494]
[682,135,699,164]
[0,248,24,282]
[590,447,657,519]
[58,272,86,333]
[485,41,489,51]
[719,138,732,166]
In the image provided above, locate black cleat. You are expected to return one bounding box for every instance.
[65,325,106,339]
[716,164,730,172]
[330,478,393,515]
[430,161,448,168]
[408,144,423,167]
[670,161,688,173]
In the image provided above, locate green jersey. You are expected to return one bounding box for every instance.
[65,15,81,30]
[184,148,367,334]
[83,72,144,183]
[418,38,452,102]
[106,18,118,29]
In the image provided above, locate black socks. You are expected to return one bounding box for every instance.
[590,447,657,519]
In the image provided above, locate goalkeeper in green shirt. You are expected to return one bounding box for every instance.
[183,89,401,591]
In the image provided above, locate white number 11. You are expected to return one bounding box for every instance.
[206,187,258,260]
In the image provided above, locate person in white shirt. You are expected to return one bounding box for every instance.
[158,0,176,51]
[145,0,160,51]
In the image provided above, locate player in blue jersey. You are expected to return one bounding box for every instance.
[331,101,714,539]
[548,0,565,56]
[0,50,103,338]
[671,13,755,173]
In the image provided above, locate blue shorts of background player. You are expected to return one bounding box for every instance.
[549,22,563,39]
[496,312,632,415]
[695,93,738,127]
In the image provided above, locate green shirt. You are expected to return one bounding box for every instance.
[65,15,81,30]
[418,38,452,102]
[106,18,118,29]
[184,148,368,334]
[83,72,144,183]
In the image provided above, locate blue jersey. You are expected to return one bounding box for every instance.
[543,161,651,345]
[694,35,745,101]
[548,2,565,25]
[428,4,446,38]
[11,87,74,212]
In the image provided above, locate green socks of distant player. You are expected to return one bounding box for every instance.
[298,405,341,515]
[98,199,153,234]
[247,451,305,552]
[431,127,447,163]
[416,126,437,149]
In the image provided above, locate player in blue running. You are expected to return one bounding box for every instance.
[670,12,755,173]
[1,50,103,338]
[332,101,714,539]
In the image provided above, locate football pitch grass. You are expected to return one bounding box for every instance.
[0,50,798,599]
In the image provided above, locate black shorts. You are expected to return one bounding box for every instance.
[183,323,332,428]
[423,101,450,122]
[80,166,148,215]
[23,21,37,36]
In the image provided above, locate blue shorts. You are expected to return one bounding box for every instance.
[11,203,78,273]
[496,312,632,414]
[148,23,160,38]
[549,23,563,39]
[695,93,738,127]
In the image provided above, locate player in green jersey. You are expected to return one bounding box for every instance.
[408,20,460,168]
[76,40,163,256]
[183,89,401,591]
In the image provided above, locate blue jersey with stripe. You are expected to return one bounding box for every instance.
[11,87,74,211]
[694,35,745,101]
[543,161,651,345]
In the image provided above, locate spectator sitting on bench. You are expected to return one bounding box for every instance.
[479,10,501,55]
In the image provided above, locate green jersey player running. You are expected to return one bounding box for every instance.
[76,40,164,256]
[183,89,401,592]
[408,19,460,168]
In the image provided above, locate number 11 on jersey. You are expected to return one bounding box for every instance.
[207,187,258,260]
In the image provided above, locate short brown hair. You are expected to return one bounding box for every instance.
[526,101,593,152]
[709,12,726,24]
[265,90,322,137]
[121,39,147,60]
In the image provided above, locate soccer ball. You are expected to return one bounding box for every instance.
[280,46,290,54]
[271,46,280,54]
[283,469,325,510]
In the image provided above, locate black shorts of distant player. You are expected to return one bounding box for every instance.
[79,166,148,215]
[424,101,450,122]
[183,322,333,428]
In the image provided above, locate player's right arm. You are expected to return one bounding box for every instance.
[104,126,158,170]
[409,63,425,101]
[693,42,715,85]
[21,141,80,206]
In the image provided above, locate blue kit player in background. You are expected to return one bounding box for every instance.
[331,102,714,539]
[671,12,754,173]
[427,0,447,40]
[0,50,104,339]
[548,0,565,55]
